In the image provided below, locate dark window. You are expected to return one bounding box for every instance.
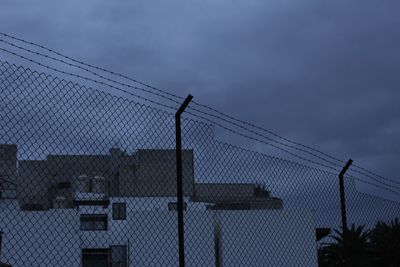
[111,245,127,267]
[58,182,71,189]
[214,224,221,267]
[112,203,126,220]
[168,202,187,211]
[80,214,108,231]
[82,249,109,267]
[0,231,3,257]
[73,199,110,207]
[21,203,45,211]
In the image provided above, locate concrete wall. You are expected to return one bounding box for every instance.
[17,151,133,208]
[80,198,211,266]
[81,213,214,266]
[120,149,194,197]
[1,197,318,266]
[17,160,50,208]
[0,144,17,187]
[79,198,316,267]
[194,183,259,202]
[194,183,283,210]
[128,211,215,267]
[209,198,283,210]
[0,210,80,267]
[15,148,195,208]
[46,155,111,183]
[217,210,318,267]
[0,144,17,177]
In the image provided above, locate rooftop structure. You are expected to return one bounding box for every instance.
[1,144,282,211]
[0,144,318,267]
[14,147,194,210]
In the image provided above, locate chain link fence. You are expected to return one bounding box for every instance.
[1,59,400,266]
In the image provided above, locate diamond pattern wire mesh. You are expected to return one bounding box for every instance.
[0,60,400,266]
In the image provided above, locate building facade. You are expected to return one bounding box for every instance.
[0,144,318,267]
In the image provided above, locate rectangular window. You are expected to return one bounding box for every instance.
[82,248,109,267]
[0,231,3,257]
[111,245,127,267]
[112,203,126,220]
[80,214,108,231]
[168,202,187,211]
[58,182,71,189]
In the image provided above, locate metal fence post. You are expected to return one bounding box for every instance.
[338,159,353,234]
[175,94,193,267]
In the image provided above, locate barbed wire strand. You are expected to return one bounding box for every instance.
[349,175,400,197]
[0,41,352,171]
[185,110,400,192]
[1,38,400,189]
[1,32,399,188]
[0,47,178,113]
[0,32,353,164]
[0,32,185,101]
[0,46,338,175]
[0,37,183,106]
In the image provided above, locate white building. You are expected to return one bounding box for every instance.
[0,200,80,267]
[1,193,318,267]
[0,144,318,266]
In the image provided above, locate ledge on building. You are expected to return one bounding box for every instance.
[73,199,110,207]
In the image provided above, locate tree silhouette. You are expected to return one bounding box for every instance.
[369,218,400,267]
[319,225,371,267]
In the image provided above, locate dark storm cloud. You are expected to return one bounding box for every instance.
[1,0,400,185]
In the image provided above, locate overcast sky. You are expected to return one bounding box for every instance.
[1,0,400,186]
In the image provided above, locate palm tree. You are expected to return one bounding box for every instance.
[319,224,371,267]
[369,218,400,267]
